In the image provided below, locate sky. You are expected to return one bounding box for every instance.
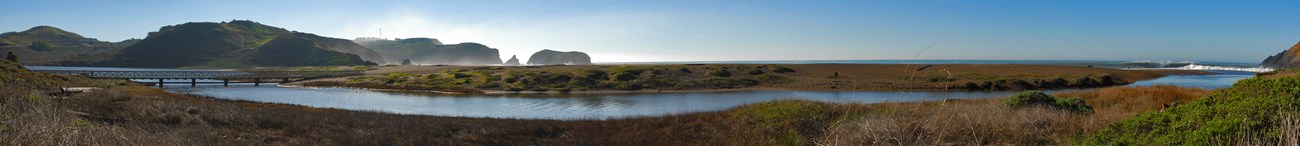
[2,0,1299,63]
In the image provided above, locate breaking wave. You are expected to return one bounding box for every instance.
[1164,64,1275,73]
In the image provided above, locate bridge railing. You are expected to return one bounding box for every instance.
[34,70,364,79]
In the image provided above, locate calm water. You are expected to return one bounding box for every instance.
[166,72,1251,120]
[28,65,1256,120]
[167,87,1024,120]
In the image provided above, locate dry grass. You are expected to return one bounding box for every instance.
[1235,112,1300,145]
[818,85,1212,145]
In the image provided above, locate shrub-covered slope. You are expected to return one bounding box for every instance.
[0,26,130,65]
[87,20,379,68]
[1085,70,1300,145]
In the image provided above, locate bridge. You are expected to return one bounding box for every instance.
[35,70,364,87]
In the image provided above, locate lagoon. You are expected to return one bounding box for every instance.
[29,66,1254,120]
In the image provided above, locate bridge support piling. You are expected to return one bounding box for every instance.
[157,79,164,87]
[223,79,229,86]
[282,78,289,83]
[191,79,197,87]
[254,79,260,86]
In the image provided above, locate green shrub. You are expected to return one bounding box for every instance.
[613,82,642,90]
[772,66,796,73]
[1003,91,1093,113]
[754,74,791,83]
[1083,76,1300,145]
[574,69,608,80]
[70,118,89,128]
[1003,91,1055,107]
[385,73,413,81]
[441,72,470,79]
[610,71,639,81]
[707,69,732,77]
[1053,97,1093,113]
[679,68,692,73]
[746,69,765,75]
[727,100,831,145]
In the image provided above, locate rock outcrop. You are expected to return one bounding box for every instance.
[504,55,520,65]
[1261,41,1300,69]
[526,49,591,65]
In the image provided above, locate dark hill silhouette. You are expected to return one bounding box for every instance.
[504,55,520,65]
[87,20,378,68]
[356,38,502,65]
[527,49,591,65]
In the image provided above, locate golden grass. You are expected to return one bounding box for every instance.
[818,85,1212,145]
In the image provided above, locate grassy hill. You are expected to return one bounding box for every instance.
[0,26,129,65]
[84,20,379,68]
[356,38,503,65]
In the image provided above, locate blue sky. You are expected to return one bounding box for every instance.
[2,0,1299,63]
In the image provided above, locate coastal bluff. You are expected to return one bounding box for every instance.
[1261,41,1300,69]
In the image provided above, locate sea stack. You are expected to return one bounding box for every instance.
[504,55,520,65]
[527,49,591,65]
[1261,40,1300,69]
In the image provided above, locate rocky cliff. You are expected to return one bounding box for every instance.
[1261,41,1300,69]
[504,55,520,65]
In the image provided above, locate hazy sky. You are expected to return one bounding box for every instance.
[3,0,1299,63]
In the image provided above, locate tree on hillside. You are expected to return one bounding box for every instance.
[6,52,17,62]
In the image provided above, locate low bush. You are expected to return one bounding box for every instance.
[746,69,765,75]
[728,100,833,145]
[1003,91,1093,113]
[707,69,731,77]
[772,66,796,73]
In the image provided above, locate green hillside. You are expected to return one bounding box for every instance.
[356,38,502,65]
[0,26,127,65]
[87,20,379,68]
